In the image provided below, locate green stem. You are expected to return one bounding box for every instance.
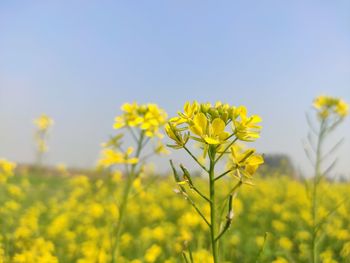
[111,132,145,263]
[179,164,211,203]
[215,194,234,242]
[209,146,219,263]
[311,120,325,263]
[215,137,238,163]
[214,169,232,181]
[183,145,209,173]
[170,160,211,227]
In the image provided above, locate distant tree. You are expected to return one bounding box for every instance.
[260,153,295,177]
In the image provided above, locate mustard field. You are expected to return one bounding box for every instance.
[1,164,350,263]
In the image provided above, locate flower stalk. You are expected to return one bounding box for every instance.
[305,95,348,263]
[208,146,218,262]
[33,114,54,167]
[111,132,144,262]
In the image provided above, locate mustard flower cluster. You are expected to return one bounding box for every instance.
[167,101,261,144]
[99,146,139,167]
[313,95,348,120]
[0,159,16,184]
[33,114,54,154]
[114,102,168,138]
[99,103,168,167]
[166,101,263,180]
[227,145,264,180]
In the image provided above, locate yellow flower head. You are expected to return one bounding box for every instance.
[313,95,348,119]
[144,244,162,263]
[167,101,262,146]
[154,140,170,155]
[165,123,190,149]
[233,106,262,142]
[98,147,138,168]
[190,113,229,145]
[114,102,167,138]
[0,159,16,184]
[228,145,264,179]
[34,114,54,131]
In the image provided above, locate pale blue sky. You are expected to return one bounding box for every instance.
[0,1,349,176]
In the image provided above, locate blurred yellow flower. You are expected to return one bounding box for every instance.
[114,102,167,138]
[233,106,262,142]
[34,114,54,131]
[272,257,289,263]
[313,95,348,119]
[278,237,293,251]
[228,146,264,178]
[0,159,16,184]
[98,148,138,167]
[144,244,162,263]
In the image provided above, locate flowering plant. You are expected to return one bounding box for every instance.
[166,101,264,262]
[305,95,348,263]
[98,102,168,262]
[33,114,54,166]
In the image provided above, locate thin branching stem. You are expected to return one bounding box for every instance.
[214,169,232,181]
[215,137,238,164]
[179,165,211,203]
[183,145,209,173]
[209,146,219,263]
[170,160,211,227]
[112,131,145,263]
[311,119,325,263]
[191,186,212,203]
[215,194,233,242]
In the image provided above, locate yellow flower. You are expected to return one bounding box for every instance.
[341,242,350,259]
[170,101,200,125]
[113,102,167,138]
[144,244,162,263]
[228,146,264,178]
[34,114,54,131]
[190,113,229,145]
[7,185,23,198]
[0,159,16,184]
[320,249,336,263]
[168,101,252,149]
[141,104,168,137]
[165,123,189,149]
[272,257,289,263]
[154,140,170,155]
[278,237,293,251]
[114,102,142,129]
[313,95,348,119]
[192,249,213,263]
[98,147,138,167]
[233,106,262,142]
[336,99,348,117]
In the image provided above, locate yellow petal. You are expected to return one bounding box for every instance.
[204,136,220,145]
[247,155,264,165]
[126,147,134,155]
[250,115,262,123]
[127,158,139,164]
[211,118,225,136]
[190,113,207,136]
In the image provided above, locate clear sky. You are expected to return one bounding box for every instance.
[0,1,349,176]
